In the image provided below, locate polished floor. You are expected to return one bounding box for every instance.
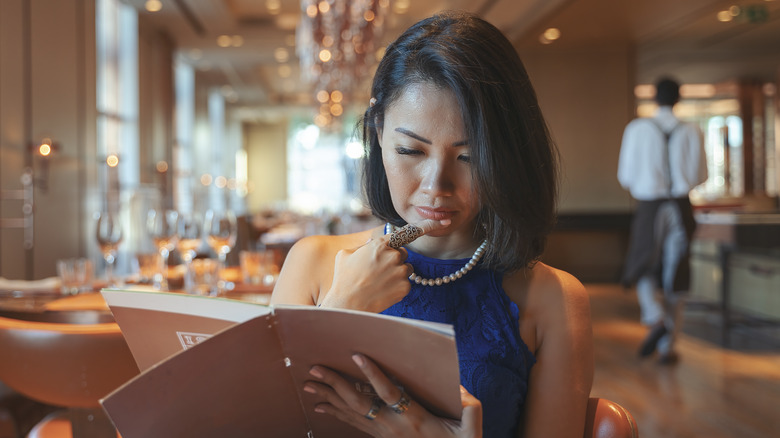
[588,283,780,438]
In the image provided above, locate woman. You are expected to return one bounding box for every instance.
[272,10,593,438]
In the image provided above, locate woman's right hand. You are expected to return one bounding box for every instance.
[319,219,449,312]
[305,353,482,438]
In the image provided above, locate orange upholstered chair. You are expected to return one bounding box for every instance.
[586,397,639,438]
[0,311,139,438]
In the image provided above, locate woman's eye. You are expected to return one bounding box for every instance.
[395,147,421,155]
[458,155,471,163]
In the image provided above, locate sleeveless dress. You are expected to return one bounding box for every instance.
[380,243,536,438]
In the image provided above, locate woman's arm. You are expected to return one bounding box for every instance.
[518,268,594,438]
[271,235,329,305]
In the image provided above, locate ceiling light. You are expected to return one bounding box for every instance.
[717,10,733,22]
[393,0,410,14]
[266,0,281,15]
[231,35,244,47]
[539,27,561,44]
[330,103,344,116]
[216,35,232,47]
[274,48,290,63]
[145,0,162,12]
[318,1,330,13]
[298,0,390,128]
[544,28,561,41]
[316,90,330,103]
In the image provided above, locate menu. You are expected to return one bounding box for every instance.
[100,289,462,438]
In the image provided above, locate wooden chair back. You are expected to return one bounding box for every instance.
[585,397,639,438]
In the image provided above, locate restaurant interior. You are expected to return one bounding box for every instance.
[1,0,779,437]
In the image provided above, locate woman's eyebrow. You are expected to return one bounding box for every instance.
[395,127,431,144]
[394,127,468,147]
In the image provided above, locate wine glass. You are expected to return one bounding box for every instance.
[177,212,203,294]
[147,209,179,290]
[204,209,237,294]
[96,211,123,287]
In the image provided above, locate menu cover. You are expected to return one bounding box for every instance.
[100,289,462,438]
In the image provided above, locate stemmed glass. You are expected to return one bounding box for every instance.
[147,209,180,290]
[95,211,123,287]
[204,209,237,293]
[177,212,203,294]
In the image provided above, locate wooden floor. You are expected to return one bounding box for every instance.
[587,283,780,438]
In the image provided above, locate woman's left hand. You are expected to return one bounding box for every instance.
[303,353,482,438]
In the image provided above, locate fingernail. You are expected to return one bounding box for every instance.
[309,367,324,378]
[352,354,366,367]
[303,384,316,394]
[314,406,325,414]
[440,219,451,226]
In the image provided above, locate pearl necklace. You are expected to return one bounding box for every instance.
[385,223,488,286]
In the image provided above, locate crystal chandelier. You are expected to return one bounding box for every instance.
[297,0,389,128]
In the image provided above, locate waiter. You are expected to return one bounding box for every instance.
[618,77,708,364]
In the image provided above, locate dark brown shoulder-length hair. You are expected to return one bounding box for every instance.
[360,10,559,273]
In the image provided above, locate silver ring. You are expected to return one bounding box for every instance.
[388,224,423,249]
[364,397,382,420]
[389,391,410,414]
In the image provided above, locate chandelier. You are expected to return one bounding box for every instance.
[297,0,389,128]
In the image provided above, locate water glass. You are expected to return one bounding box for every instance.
[147,209,180,290]
[189,258,219,296]
[95,211,123,287]
[134,252,160,285]
[57,258,93,295]
[239,250,277,286]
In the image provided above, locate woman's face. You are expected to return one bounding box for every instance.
[378,82,480,238]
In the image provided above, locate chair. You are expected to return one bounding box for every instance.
[0,310,139,438]
[586,397,639,438]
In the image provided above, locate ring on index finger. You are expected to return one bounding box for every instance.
[388,224,424,249]
[364,397,382,420]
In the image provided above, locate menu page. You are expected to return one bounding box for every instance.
[100,289,462,438]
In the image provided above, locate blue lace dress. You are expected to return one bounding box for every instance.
[380,243,536,438]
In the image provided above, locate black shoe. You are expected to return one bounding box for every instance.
[658,351,679,365]
[638,324,667,358]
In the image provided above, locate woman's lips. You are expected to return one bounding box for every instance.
[415,207,456,221]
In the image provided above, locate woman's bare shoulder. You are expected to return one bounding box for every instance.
[503,263,590,334]
[504,262,586,304]
[272,226,382,305]
[285,227,381,266]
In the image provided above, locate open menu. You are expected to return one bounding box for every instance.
[100,288,462,438]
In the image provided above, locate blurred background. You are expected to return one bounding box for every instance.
[1,0,778,281]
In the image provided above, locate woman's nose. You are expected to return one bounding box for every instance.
[419,159,454,195]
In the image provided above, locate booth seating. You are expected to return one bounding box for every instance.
[0,310,139,438]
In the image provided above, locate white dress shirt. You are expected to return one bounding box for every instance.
[618,106,708,201]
